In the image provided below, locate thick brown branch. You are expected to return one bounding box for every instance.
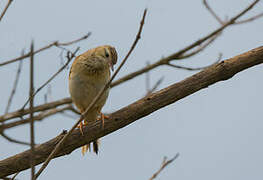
[0,0,260,123]
[0,46,262,177]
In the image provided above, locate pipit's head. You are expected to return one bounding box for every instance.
[70,45,118,77]
[91,45,118,71]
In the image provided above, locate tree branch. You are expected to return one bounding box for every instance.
[0,105,73,131]
[110,0,260,87]
[0,131,29,146]
[0,0,260,123]
[0,0,13,22]
[0,98,72,122]
[149,154,179,180]
[0,46,262,178]
[5,60,23,114]
[21,47,79,109]
[34,8,147,179]
[0,33,91,67]
[29,41,36,179]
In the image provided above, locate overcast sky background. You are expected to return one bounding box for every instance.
[0,0,263,179]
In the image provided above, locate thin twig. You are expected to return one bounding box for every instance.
[2,176,17,180]
[44,85,52,104]
[1,45,263,177]
[11,172,19,180]
[0,0,13,22]
[0,105,73,131]
[29,41,36,179]
[5,60,23,114]
[0,98,72,123]
[111,0,259,88]
[0,0,260,123]
[21,48,79,109]
[1,53,24,146]
[149,153,180,180]
[203,0,224,25]
[146,77,164,96]
[235,12,263,24]
[0,51,29,146]
[177,33,219,59]
[0,33,90,67]
[167,52,222,71]
[34,9,148,179]
[58,33,91,46]
[1,131,30,146]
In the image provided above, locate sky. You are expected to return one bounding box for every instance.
[0,0,263,179]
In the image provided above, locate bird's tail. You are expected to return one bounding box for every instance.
[81,139,100,155]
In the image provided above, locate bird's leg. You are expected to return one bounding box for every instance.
[77,121,84,136]
[98,113,109,129]
[77,120,88,136]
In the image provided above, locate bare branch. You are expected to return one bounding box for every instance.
[149,154,179,180]
[0,33,91,67]
[21,48,79,110]
[111,0,260,87]
[34,9,148,179]
[11,172,19,180]
[235,12,263,24]
[57,33,91,46]
[145,62,164,95]
[0,0,13,22]
[5,60,23,113]
[176,33,219,59]
[0,106,73,131]
[0,98,72,123]
[0,1,260,123]
[1,131,30,146]
[146,77,164,96]
[203,0,224,25]
[166,52,222,71]
[203,0,263,26]
[1,46,262,178]
[29,42,36,179]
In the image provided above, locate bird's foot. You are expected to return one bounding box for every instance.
[98,113,109,129]
[77,121,88,136]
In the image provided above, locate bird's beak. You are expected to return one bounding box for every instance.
[109,61,114,71]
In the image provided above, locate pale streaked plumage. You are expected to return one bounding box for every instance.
[69,45,117,154]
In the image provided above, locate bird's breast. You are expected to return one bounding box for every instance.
[69,71,110,112]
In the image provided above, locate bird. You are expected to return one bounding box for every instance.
[68,45,117,155]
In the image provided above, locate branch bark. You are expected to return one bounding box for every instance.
[0,46,263,177]
[0,0,260,124]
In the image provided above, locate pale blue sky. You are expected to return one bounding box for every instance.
[0,0,263,179]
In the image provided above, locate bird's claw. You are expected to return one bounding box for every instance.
[77,121,88,136]
[97,113,109,129]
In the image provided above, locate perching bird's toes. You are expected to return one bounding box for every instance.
[97,112,109,129]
